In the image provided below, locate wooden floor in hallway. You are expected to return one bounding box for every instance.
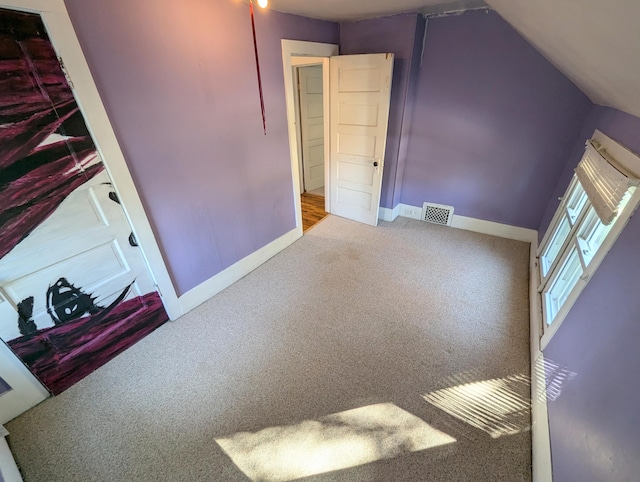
[301,192,328,232]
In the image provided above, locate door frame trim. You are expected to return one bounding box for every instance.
[0,0,181,319]
[0,340,49,424]
[282,40,338,229]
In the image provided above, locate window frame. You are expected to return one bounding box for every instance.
[537,176,590,289]
[537,130,640,350]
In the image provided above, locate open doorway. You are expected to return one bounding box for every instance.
[282,40,337,234]
[293,62,329,231]
[296,64,325,196]
[282,40,394,230]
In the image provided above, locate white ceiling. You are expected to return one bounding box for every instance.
[484,0,640,119]
[268,0,640,119]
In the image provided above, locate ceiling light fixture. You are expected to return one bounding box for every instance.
[256,0,268,8]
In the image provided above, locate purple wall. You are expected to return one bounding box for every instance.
[543,106,640,482]
[401,10,592,229]
[537,111,596,240]
[64,0,338,295]
[340,14,424,210]
[394,16,427,208]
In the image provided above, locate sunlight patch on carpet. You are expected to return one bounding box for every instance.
[215,402,456,481]
[423,374,531,439]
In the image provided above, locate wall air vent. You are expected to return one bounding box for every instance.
[422,202,454,226]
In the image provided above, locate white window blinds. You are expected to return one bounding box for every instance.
[575,140,639,225]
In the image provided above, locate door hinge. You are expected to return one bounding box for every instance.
[58,56,74,89]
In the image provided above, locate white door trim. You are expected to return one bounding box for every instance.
[0,0,181,320]
[282,40,338,226]
[0,341,49,424]
[0,432,23,481]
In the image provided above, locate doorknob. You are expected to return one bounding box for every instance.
[373,161,379,167]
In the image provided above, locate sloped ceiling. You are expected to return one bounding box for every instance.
[485,0,640,118]
[267,0,640,119]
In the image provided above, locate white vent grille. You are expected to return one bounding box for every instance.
[422,202,454,226]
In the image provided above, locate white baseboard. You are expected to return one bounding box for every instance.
[532,352,553,482]
[178,228,301,314]
[529,242,543,365]
[529,240,553,482]
[378,205,400,222]
[397,204,538,243]
[451,214,538,243]
[0,432,23,482]
[398,203,422,220]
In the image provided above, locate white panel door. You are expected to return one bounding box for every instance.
[329,54,394,226]
[0,169,155,343]
[298,65,325,193]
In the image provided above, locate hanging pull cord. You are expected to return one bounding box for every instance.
[249,1,266,135]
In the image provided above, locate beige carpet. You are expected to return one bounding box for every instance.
[6,216,532,481]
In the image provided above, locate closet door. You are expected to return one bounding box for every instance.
[0,7,168,399]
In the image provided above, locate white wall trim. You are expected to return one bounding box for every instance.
[398,203,422,220]
[0,429,23,482]
[451,214,538,243]
[0,0,182,319]
[378,205,400,222]
[0,343,49,424]
[529,242,543,362]
[531,352,553,482]
[397,204,538,243]
[529,239,553,482]
[178,228,301,314]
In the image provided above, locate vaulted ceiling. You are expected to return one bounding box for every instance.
[268,0,640,119]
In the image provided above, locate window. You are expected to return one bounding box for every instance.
[539,177,588,282]
[537,132,640,348]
